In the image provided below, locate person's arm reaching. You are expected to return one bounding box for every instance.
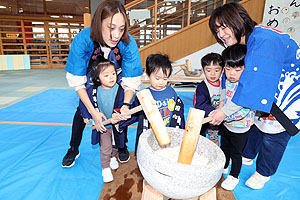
[76,88,107,132]
[118,34,143,116]
[210,98,242,125]
[65,27,108,132]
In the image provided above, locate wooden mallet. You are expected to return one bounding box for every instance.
[136,89,171,146]
[178,108,212,165]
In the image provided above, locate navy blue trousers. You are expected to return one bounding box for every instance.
[242,125,291,176]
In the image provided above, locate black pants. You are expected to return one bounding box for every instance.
[221,125,249,178]
[70,107,86,148]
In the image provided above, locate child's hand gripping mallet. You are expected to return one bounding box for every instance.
[91,105,143,129]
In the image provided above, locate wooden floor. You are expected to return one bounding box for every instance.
[99,152,236,200]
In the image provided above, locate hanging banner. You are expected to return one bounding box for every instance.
[262,0,300,43]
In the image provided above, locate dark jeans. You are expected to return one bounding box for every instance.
[242,125,291,177]
[221,125,249,178]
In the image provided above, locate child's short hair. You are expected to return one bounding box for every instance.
[222,44,247,68]
[91,60,116,86]
[201,53,224,69]
[145,54,172,77]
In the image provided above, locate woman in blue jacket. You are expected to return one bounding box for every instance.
[62,0,143,168]
[209,2,299,189]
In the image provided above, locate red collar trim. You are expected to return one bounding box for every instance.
[207,79,220,87]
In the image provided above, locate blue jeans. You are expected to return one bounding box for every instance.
[242,125,291,177]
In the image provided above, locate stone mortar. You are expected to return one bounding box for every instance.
[137,127,225,199]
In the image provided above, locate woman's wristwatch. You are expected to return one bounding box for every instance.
[122,102,131,107]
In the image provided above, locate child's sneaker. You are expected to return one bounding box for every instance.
[245,171,270,189]
[242,157,253,165]
[221,175,239,190]
[223,167,229,174]
[110,157,119,170]
[102,168,113,183]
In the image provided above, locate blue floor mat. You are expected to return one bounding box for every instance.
[0,89,299,200]
[0,124,103,200]
[0,89,78,123]
[232,133,300,200]
[0,89,138,200]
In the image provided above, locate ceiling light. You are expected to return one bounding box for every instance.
[45,0,53,1]
[0,6,7,9]
[50,15,60,18]
[197,13,206,17]
[62,15,73,18]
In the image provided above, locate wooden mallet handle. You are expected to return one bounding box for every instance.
[91,105,143,129]
[137,89,171,146]
[178,108,206,165]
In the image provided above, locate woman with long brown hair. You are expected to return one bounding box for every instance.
[62,0,142,173]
